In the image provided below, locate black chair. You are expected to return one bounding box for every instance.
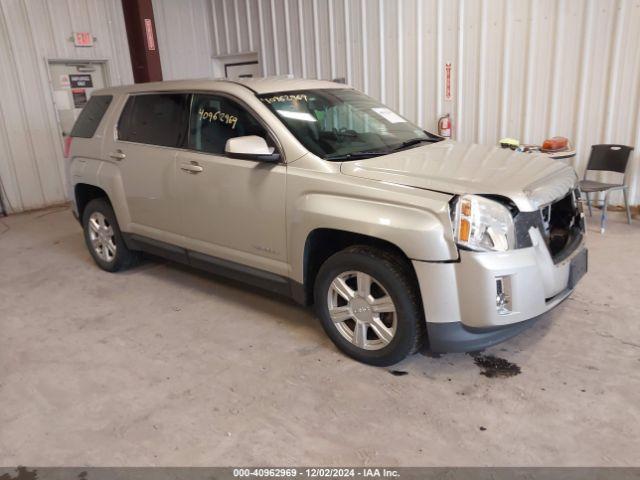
[579,144,634,233]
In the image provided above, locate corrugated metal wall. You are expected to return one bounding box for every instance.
[1,0,638,213]
[152,0,215,80]
[155,0,640,206]
[0,0,132,213]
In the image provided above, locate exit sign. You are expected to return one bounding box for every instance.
[73,32,93,47]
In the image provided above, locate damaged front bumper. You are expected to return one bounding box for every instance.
[413,228,587,353]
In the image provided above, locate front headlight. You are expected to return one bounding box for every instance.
[451,195,515,252]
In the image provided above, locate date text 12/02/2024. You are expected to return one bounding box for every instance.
[232,468,400,478]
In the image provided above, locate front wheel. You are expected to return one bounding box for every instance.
[314,246,425,366]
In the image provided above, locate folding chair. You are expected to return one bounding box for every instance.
[579,144,634,233]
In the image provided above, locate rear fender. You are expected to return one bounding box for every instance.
[70,157,131,229]
[97,160,132,229]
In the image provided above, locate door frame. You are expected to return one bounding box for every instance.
[212,52,259,78]
[44,58,111,147]
[43,58,111,201]
[224,61,259,78]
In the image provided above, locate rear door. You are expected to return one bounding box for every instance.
[103,92,190,237]
[175,92,287,275]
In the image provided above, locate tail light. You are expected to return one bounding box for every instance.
[63,135,73,158]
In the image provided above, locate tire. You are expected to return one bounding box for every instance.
[314,245,426,366]
[82,198,139,272]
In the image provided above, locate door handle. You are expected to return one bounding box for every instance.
[109,150,126,160]
[180,162,204,174]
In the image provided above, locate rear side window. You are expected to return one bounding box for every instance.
[118,93,190,148]
[70,95,113,138]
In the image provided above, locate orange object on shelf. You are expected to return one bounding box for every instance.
[541,136,569,152]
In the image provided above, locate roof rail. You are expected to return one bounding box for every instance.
[222,79,259,94]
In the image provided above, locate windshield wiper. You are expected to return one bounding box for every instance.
[324,150,389,161]
[325,133,443,160]
[391,137,438,152]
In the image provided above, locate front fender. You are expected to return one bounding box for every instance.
[288,193,458,282]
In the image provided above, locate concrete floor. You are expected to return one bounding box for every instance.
[1,206,639,467]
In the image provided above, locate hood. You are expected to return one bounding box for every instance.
[340,140,578,212]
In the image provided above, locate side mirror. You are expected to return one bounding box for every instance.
[225,135,281,162]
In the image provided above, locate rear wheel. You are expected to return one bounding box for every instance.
[314,246,425,366]
[82,198,138,272]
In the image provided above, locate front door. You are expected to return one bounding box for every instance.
[176,93,287,276]
[103,92,190,237]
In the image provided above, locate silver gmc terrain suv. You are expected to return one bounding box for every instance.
[67,78,587,366]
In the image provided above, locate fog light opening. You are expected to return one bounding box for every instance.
[496,276,512,315]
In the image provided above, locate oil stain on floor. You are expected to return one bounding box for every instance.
[470,353,521,378]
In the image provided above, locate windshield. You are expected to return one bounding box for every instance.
[258,89,435,160]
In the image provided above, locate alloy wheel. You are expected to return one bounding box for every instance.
[327,270,397,350]
[88,212,117,263]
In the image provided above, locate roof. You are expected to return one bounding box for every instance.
[97,77,348,96]
[234,76,347,93]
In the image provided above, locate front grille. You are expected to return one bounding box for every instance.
[514,188,584,263]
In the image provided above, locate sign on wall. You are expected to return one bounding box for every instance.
[73,32,93,47]
[444,63,453,101]
[144,19,156,51]
[69,74,93,88]
[71,89,87,108]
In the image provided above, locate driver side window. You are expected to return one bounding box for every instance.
[188,94,269,155]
